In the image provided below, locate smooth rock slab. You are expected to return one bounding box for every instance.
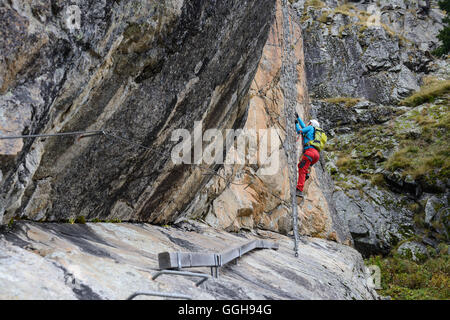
[0,221,378,300]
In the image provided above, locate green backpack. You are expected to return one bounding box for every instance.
[306,127,327,152]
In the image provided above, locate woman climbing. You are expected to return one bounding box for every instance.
[294,113,327,199]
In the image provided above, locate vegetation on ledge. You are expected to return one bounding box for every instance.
[386,97,450,187]
[326,93,450,191]
[400,80,450,107]
[366,243,449,300]
[303,0,325,10]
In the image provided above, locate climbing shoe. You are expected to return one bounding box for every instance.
[296,189,304,198]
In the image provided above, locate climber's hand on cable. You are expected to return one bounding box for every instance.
[295,112,299,119]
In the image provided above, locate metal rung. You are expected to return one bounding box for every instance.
[152,270,211,286]
[158,239,279,270]
[127,290,191,300]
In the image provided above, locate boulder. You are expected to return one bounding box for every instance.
[397,241,428,262]
[333,178,415,257]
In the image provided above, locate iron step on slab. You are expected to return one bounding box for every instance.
[158,239,279,270]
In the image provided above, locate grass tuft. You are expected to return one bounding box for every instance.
[400,80,450,107]
[322,97,362,108]
[303,0,325,9]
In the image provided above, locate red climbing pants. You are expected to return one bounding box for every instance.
[296,147,320,192]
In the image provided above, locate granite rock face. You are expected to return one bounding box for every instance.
[295,0,444,104]
[179,0,352,244]
[0,0,352,245]
[0,220,378,300]
[316,97,449,256]
[333,181,415,256]
[295,0,449,256]
[0,0,277,225]
[1,0,445,300]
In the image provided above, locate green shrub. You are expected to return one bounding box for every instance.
[75,216,86,224]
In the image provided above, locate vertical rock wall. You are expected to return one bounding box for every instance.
[184,0,352,244]
[0,0,277,225]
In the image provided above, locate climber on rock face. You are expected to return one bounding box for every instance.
[294,113,327,199]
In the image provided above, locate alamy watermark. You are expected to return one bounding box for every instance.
[170,121,281,176]
[365,265,382,290]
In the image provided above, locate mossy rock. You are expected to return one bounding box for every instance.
[396,241,428,263]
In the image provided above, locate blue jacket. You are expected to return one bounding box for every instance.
[295,116,315,151]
